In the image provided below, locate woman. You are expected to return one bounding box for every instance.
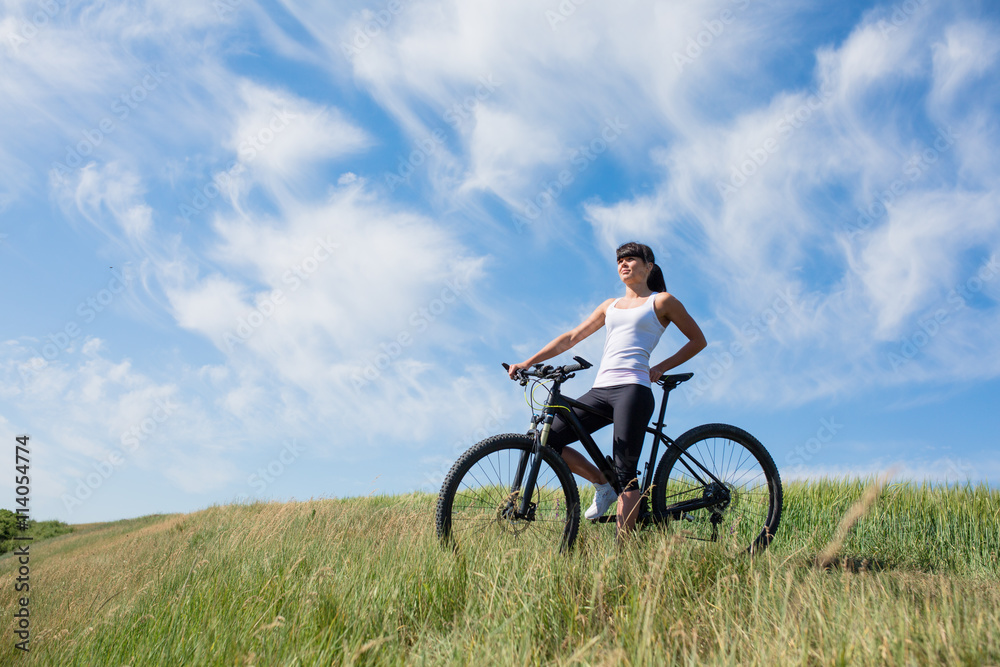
[507,242,707,540]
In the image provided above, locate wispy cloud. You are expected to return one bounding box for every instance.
[2,0,998,521]
[581,3,1000,405]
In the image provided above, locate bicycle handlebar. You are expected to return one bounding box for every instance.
[502,356,593,384]
[503,357,695,389]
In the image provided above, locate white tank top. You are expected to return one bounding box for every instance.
[592,293,666,388]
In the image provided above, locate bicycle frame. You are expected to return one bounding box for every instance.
[512,375,733,524]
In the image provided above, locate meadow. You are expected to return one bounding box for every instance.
[1,479,998,665]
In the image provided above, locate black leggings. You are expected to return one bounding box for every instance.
[545,384,655,491]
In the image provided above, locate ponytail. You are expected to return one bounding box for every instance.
[647,262,666,293]
[616,241,667,292]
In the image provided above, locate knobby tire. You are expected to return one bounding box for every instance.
[651,423,782,554]
[435,434,581,552]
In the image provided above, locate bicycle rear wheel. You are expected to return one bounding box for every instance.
[651,423,782,554]
[436,434,580,552]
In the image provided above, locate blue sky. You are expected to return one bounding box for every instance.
[2,0,999,523]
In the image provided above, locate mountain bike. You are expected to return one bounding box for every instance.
[435,356,782,553]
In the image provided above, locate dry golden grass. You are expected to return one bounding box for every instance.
[0,482,997,665]
[815,472,892,569]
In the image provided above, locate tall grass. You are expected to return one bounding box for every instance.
[784,478,1000,574]
[1,479,998,665]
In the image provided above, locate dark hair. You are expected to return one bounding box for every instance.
[616,241,666,292]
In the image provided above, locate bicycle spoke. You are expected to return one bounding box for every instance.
[651,425,781,553]
[438,435,579,551]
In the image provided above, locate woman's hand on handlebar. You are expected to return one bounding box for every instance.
[507,361,532,380]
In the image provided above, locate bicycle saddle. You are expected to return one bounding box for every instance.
[656,373,694,389]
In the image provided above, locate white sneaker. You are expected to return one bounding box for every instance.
[585,482,618,520]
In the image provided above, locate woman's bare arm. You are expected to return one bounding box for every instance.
[507,298,614,379]
[650,293,707,382]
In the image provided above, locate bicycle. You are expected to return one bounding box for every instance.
[435,356,782,553]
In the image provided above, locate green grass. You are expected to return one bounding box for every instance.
[1,480,998,665]
[0,510,74,554]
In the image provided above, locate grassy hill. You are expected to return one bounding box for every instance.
[1,480,998,665]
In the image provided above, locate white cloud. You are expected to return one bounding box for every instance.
[226,81,372,189]
[576,3,1000,405]
[59,163,155,244]
[167,274,248,341]
[463,107,564,199]
[585,194,666,253]
[0,338,241,512]
[853,192,1000,337]
[46,104,499,474]
[930,21,1000,107]
[336,1,693,208]
[4,0,999,523]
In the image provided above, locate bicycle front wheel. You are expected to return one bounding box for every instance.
[651,423,782,554]
[435,434,581,552]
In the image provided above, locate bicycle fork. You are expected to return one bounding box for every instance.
[512,414,551,519]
